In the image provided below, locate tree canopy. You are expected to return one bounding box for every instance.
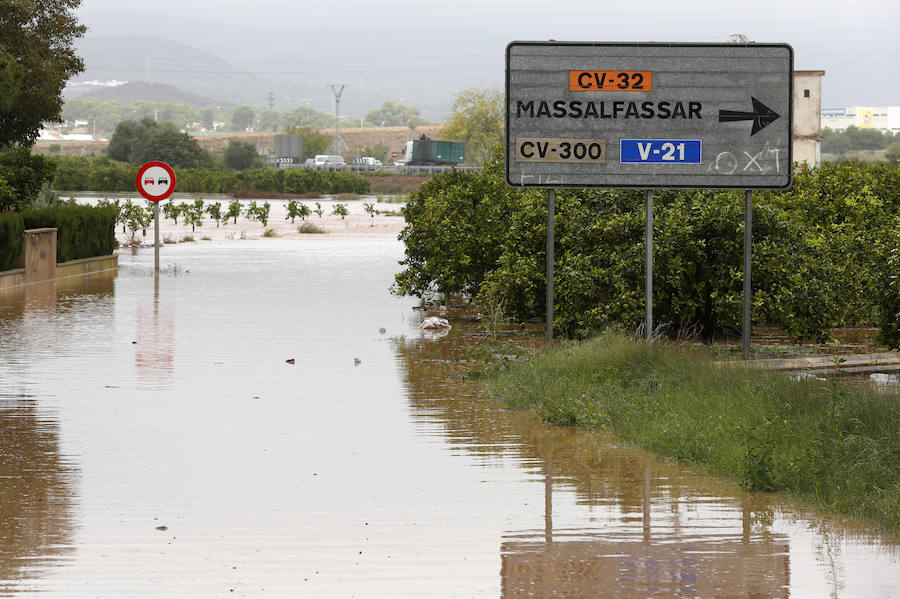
[0,147,56,212]
[107,118,178,163]
[231,105,255,131]
[138,129,214,169]
[822,126,896,155]
[439,88,504,166]
[107,118,213,169]
[364,101,428,128]
[286,127,331,160]
[223,139,262,170]
[0,0,86,147]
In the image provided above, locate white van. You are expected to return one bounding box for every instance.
[313,155,345,167]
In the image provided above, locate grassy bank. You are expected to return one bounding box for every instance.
[490,333,900,533]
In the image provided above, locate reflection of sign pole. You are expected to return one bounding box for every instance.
[136,161,177,273]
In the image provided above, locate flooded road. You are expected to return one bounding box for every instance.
[1,237,897,597]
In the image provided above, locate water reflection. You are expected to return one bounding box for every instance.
[0,397,77,595]
[392,326,897,598]
[135,276,174,388]
[0,242,896,597]
[0,272,116,594]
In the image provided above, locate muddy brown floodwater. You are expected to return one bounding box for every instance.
[1,236,898,597]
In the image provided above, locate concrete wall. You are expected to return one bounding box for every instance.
[23,228,57,284]
[0,228,117,290]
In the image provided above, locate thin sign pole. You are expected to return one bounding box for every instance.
[743,189,752,356]
[546,188,555,344]
[645,190,653,340]
[154,201,160,272]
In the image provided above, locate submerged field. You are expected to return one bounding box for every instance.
[490,333,900,534]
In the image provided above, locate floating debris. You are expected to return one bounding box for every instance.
[871,373,899,385]
[420,316,451,330]
[793,372,826,382]
[285,358,295,364]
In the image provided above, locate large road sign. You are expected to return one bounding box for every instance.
[506,42,793,189]
[136,161,177,201]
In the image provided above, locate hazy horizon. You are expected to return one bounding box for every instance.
[74,0,899,118]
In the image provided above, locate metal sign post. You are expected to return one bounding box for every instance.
[546,189,555,343]
[136,161,177,273]
[743,190,753,356]
[154,202,160,272]
[505,41,793,343]
[645,190,653,339]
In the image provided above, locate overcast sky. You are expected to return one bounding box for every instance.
[75,0,899,113]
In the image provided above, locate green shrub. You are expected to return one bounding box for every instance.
[0,212,24,270]
[50,156,370,195]
[20,205,116,262]
[0,147,57,212]
[878,225,900,348]
[394,157,898,341]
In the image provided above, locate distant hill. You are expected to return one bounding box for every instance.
[67,36,332,111]
[72,81,235,110]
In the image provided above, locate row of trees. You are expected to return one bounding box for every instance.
[59,98,433,138]
[101,198,276,239]
[822,126,900,166]
[51,155,370,195]
[822,126,897,154]
[394,155,899,346]
[105,118,339,170]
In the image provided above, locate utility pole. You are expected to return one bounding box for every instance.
[329,84,348,154]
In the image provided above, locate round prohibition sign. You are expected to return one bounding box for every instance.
[136,161,177,202]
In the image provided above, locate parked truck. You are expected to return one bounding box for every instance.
[397,137,465,166]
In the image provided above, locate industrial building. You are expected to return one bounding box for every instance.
[822,106,900,134]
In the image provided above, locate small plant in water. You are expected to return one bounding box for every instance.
[226,199,242,224]
[262,228,278,238]
[163,235,177,244]
[206,201,223,227]
[314,201,324,218]
[181,235,195,242]
[332,203,348,219]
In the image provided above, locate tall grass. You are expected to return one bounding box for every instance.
[491,333,900,533]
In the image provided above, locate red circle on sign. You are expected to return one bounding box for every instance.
[391,152,397,158]
[136,161,177,202]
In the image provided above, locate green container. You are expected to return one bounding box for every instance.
[410,140,465,165]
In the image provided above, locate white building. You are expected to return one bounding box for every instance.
[822,106,900,134]
[793,70,825,167]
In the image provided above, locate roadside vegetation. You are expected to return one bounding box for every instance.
[51,155,370,195]
[0,204,116,267]
[394,153,900,348]
[822,126,899,166]
[489,333,900,533]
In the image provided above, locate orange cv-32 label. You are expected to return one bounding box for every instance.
[569,70,652,92]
